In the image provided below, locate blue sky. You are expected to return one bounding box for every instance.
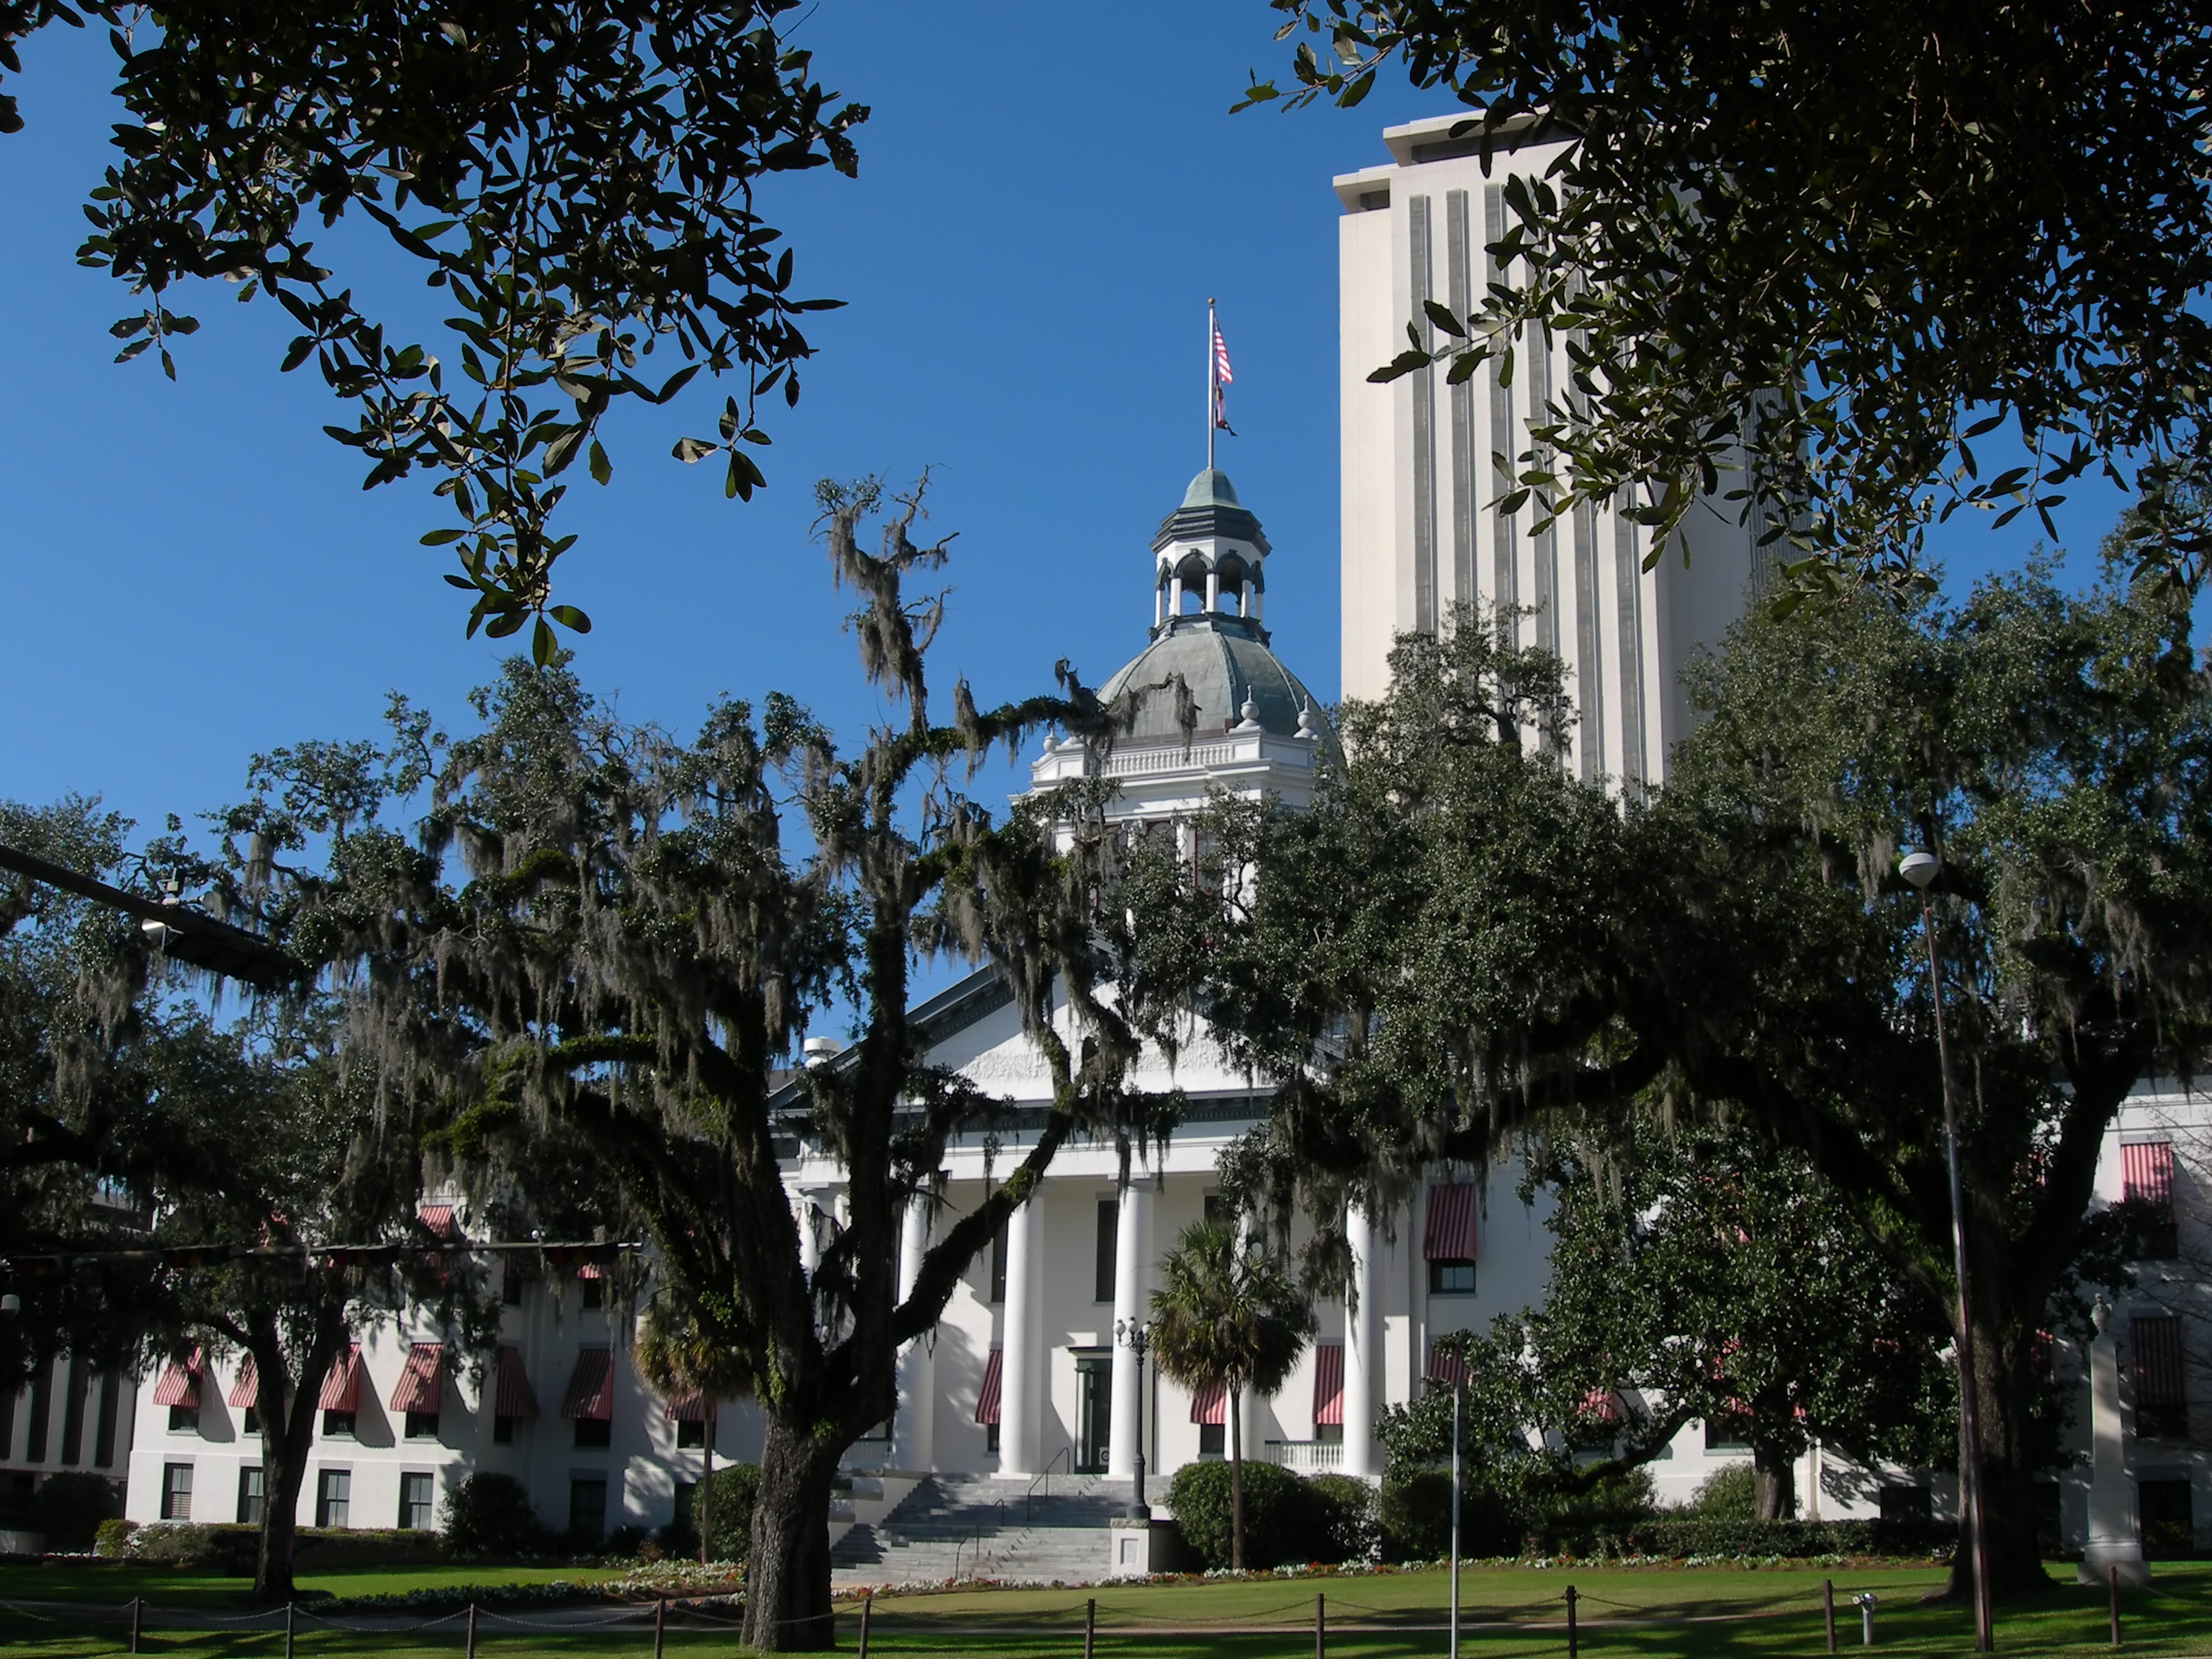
[0,1,2134,863]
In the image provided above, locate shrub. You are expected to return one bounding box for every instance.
[127,1523,239,1566]
[36,1472,122,1552]
[1166,1460,1313,1570]
[1684,1462,1758,1520]
[441,1473,547,1560]
[94,1518,139,1558]
[683,1464,759,1563]
[1378,1470,1524,1560]
[1303,1474,1379,1565]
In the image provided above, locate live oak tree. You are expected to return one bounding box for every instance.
[0,0,865,653]
[1510,1116,1953,1521]
[1172,547,2211,1599]
[240,480,1180,1649]
[1241,1,2212,592]
[145,1010,486,1602]
[1146,1218,1314,1570]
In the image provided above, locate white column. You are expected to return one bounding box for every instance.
[1168,574,1184,616]
[893,1195,936,1471]
[1154,580,1166,628]
[1343,1204,1382,1479]
[2081,1316,2149,1585]
[1205,570,1220,614]
[999,1191,1043,1476]
[1107,1179,1154,1479]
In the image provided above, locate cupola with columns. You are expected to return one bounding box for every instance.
[1151,466,1271,631]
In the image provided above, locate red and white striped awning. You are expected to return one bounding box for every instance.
[1424,1184,1479,1262]
[495,1346,538,1420]
[665,1391,709,1423]
[318,1344,363,1412]
[151,1349,203,1409]
[1426,1341,1470,1389]
[2133,1315,2186,1409]
[417,1204,459,1238]
[228,1355,259,1409]
[975,1349,1004,1426]
[390,1344,444,1413]
[1190,1377,1228,1426]
[2123,1142,2175,1206]
[563,1346,615,1420]
[1582,1387,1623,1424]
[1312,1344,1344,1428]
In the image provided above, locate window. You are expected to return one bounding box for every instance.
[989,1217,1008,1305]
[2134,1315,2189,1441]
[569,1478,608,1542]
[322,1409,357,1439]
[503,1273,524,1307]
[25,1359,51,1462]
[1877,1483,1931,1524]
[241,1407,259,1435]
[316,1468,351,1528]
[581,1276,604,1310]
[405,1411,440,1441]
[1704,1416,1751,1452]
[677,1417,706,1449]
[2123,1142,2180,1260]
[399,1473,435,1531]
[93,1375,118,1468]
[986,1422,1001,1455]
[1429,1259,1477,1295]
[493,1415,517,1445]
[160,1462,193,1521]
[1203,1193,1230,1226]
[2140,1478,2195,1557]
[168,1403,199,1433]
[1316,1422,1344,1445]
[1198,1421,1225,1457]
[1095,1200,1118,1304]
[236,1467,265,1526]
[574,1416,611,1449]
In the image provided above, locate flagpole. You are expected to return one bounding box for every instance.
[1207,297,1216,470]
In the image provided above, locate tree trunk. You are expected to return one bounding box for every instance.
[701,1403,715,1568]
[250,1320,334,1604]
[1751,1441,1797,1521]
[1228,1387,1246,1571]
[743,1414,842,1650]
[1944,1304,2052,1603]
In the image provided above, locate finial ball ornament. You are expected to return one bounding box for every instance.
[1899,849,1940,891]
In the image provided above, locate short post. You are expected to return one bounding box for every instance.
[128,1596,141,1655]
[465,1600,478,1659]
[1315,1592,1326,1659]
[654,1593,667,1659]
[1084,1596,1097,1659]
[284,1601,296,1659]
[858,1591,873,1659]
[1853,1591,1877,1647]
[1823,1579,1837,1655]
[2109,1563,2122,1647]
[1566,1584,1578,1659]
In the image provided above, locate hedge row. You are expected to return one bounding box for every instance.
[1525,1516,1957,1560]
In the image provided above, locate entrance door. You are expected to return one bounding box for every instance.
[1074,1353,1112,1473]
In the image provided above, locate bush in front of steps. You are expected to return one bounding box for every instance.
[1168,1462,1372,1570]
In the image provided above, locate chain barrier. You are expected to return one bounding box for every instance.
[0,1574,2023,1651]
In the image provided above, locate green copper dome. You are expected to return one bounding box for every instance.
[1097,617,1330,745]
[1181,467,1242,510]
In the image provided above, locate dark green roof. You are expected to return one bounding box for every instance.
[1097,617,1331,745]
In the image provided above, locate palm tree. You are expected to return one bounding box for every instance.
[637,1293,755,1564]
[1147,1218,1315,1569]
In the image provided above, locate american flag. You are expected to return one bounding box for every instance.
[1212,317,1236,435]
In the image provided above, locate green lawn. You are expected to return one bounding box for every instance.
[1,1560,2206,1658]
[0,1561,626,1609]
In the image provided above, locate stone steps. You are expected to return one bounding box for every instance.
[830,1474,1136,1586]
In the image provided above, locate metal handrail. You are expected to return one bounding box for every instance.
[1025,1445,1073,1525]
[953,1499,1008,1581]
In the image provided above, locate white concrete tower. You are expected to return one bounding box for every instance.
[1335,114,1763,788]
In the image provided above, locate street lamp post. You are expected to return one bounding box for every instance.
[1449,1380,1463,1659]
[1116,1318,1152,1520]
[1900,846,1996,1652]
